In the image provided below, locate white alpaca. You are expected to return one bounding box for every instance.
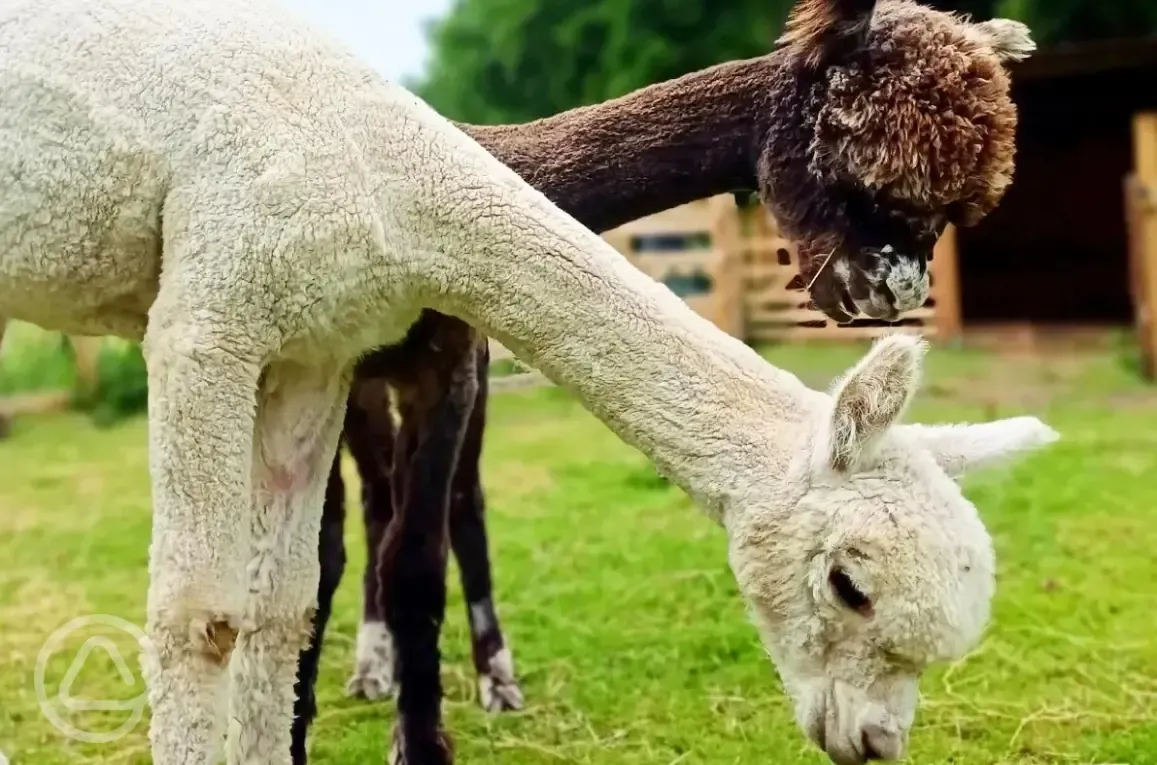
[0,0,1056,763]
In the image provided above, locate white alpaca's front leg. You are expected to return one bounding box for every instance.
[141,322,263,765]
[226,361,350,765]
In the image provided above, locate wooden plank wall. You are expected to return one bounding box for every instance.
[602,196,746,337]
[1129,113,1157,379]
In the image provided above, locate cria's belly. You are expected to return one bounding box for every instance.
[0,70,165,338]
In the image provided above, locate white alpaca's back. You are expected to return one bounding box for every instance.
[0,0,464,357]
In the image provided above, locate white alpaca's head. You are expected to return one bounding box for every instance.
[724,335,1057,764]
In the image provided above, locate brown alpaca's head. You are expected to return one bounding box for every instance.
[759,0,1034,323]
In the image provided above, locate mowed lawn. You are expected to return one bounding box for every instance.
[1,337,1155,765]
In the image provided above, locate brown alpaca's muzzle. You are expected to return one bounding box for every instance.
[800,246,930,324]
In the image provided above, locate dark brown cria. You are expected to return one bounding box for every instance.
[291,2,1033,762]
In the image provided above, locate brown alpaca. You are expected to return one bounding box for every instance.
[290,2,1035,763]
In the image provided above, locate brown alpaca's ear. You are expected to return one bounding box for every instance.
[969,19,1036,63]
[777,0,876,69]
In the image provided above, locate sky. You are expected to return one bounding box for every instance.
[273,0,454,84]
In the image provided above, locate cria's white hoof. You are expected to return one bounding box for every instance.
[346,661,395,700]
[478,646,524,712]
[479,674,524,712]
[347,621,395,700]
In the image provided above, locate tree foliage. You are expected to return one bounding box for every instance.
[927,0,1157,44]
[412,0,1157,127]
[411,0,791,123]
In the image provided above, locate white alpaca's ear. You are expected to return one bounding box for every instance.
[826,334,926,472]
[970,19,1036,63]
[898,416,1059,478]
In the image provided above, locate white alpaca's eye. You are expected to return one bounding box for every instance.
[830,568,873,616]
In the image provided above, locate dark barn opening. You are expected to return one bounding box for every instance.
[955,40,1157,327]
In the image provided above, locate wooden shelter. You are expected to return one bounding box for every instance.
[955,36,1157,367]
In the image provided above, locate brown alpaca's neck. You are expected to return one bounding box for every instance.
[459,56,775,234]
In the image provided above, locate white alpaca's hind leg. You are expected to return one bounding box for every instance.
[225,360,350,765]
[141,322,263,765]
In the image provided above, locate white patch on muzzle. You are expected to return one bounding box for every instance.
[884,254,929,312]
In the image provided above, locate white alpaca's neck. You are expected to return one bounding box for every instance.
[398,103,821,515]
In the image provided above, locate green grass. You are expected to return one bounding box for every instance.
[1,342,1156,764]
[0,321,149,425]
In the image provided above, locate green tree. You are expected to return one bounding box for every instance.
[928,0,1157,44]
[413,0,1157,126]
[411,0,790,123]
[992,0,1157,45]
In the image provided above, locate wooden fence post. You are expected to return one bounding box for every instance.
[707,194,746,339]
[931,224,962,344]
[1129,112,1157,380]
[69,335,103,399]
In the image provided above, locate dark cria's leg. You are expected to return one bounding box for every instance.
[377,318,480,765]
[291,453,347,765]
[449,344,523,712]
[343,377,401,700]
